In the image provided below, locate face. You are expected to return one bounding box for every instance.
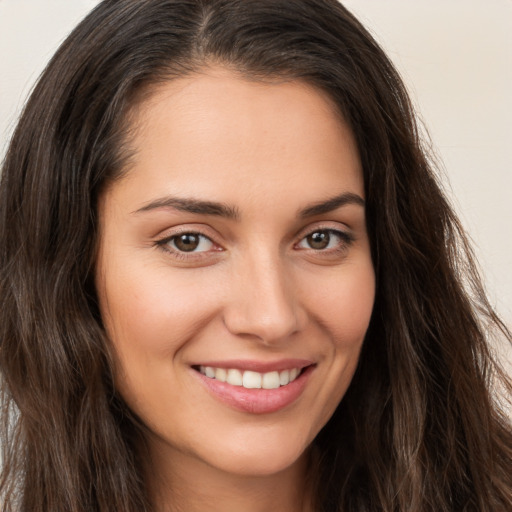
[96,67,375,479]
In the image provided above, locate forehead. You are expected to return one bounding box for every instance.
[112,67,363,209]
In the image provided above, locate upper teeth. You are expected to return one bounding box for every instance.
[199,366,301,389]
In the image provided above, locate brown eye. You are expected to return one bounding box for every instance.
[306,231,330,250]
[297,229,352,251]
[169,233,214,253]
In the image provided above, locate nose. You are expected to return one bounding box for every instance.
[222,251,305,344]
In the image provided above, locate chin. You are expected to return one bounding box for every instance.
[200,428,312,478]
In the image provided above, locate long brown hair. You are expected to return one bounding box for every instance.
[1,1,511,510]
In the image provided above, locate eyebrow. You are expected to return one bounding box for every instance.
[298,192,365,218]
[133,196,241,219]
[132,192,364,219]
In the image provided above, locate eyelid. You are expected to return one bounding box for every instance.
[155,224,221,243]
[295,221,353,242]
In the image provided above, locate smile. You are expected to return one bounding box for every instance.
[192,362,315,414]
[198,365,301,389]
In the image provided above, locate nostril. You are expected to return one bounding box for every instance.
[222,307,302,345]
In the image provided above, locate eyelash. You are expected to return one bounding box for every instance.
[155,227,354,259]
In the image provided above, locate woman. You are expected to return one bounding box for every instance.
[1,1,511,511]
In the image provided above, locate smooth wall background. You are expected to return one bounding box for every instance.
[1,1,511,364]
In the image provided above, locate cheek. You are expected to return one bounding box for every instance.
[307,260,375,345]
[301,259,375,426]
[97,260,223,368]
[97,264,225,426]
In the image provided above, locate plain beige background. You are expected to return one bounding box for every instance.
[0,1,511,368]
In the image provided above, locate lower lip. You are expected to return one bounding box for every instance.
[193,366,315,414]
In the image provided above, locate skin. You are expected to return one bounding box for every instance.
[96,67,375,512]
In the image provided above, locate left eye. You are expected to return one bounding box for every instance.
[167,233,214,253]
[297,229,346,250]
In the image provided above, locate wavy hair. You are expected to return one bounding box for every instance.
[1,1,511,510]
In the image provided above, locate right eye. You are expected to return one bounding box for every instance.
[164,232,215,253]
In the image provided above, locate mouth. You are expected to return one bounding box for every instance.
[194,365,304,389]
[191,361,315,414]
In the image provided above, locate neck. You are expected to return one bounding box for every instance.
[144,438,315,512]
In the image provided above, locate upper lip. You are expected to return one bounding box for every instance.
[191,358,314,373]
